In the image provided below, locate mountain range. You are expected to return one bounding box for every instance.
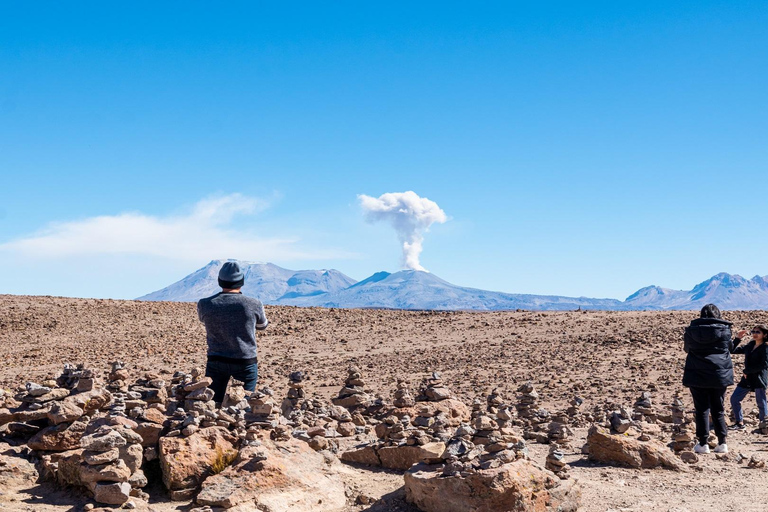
[137,260,768,311]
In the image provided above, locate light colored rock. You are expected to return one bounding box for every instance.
[586,425,682,470]
[83,448,120,465]
[81,428,127,451]
[405,460,581,512]
[197,438,346,511]
[120,443,143,473]
[184,377,213,392]
[79,459,131,484]
[159,426,238,492]
[70,388,113,413]
[93,481,131,505]
[377,442,446,471]
[48,400,84,425]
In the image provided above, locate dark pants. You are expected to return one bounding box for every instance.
[690,386,727,446]
[730,385,768,423]
[205,359,258,404]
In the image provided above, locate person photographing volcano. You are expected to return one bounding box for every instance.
[197,261,269,405]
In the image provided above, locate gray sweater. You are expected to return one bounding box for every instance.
[197,292,269,360]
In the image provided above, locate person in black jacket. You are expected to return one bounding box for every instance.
[729,324,768,430]
[683,304,740,454]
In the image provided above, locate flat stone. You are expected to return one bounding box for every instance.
[81,428,127,451]
[48,400,84,425]
[93,481,131,505]
[184,377,213,393]
[84,448,120,465]
[79,459,131,484]
[24,388,69,403]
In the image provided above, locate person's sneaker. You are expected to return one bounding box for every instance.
[694,443,711,454]
[714,443,728,454]
[729,423,746,431]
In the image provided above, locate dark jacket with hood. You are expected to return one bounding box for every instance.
[732,339,768,390]
[683,317,736,389]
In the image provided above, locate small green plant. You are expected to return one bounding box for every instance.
[210,446,238,475]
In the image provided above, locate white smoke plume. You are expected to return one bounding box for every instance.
[358,191,448,271]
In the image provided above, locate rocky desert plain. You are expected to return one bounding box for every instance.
[2,294,768,512]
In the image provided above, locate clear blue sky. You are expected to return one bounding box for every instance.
[1,1,766,300]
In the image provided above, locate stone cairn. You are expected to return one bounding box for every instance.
[439,412,528,476]
[332,366,372,409]
[106,361,130,393]
[0,363,155,507]
[670,392,696,452]
[487,388,517,428]
[565,396,585,426]
[416,372,452,402]
[608,406,633,434]
[246,387,280,428]
[633,391,656,422]
[515,382,550,441]
[78,424,146,505]
[393,379,416,408]
[281,370,306,420]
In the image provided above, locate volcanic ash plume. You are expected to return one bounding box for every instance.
[358,191,447,271]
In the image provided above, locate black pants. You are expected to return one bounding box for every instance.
[689,386,727,446]
[205,359,258,404]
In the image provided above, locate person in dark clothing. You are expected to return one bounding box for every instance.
[729,324,768,430]
[683,303,740,454]
[197,261,269,404]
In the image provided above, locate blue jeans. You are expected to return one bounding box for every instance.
[205,360,258,404]
[730,385,768,423]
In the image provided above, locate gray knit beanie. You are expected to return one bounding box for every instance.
[218,261,245,288]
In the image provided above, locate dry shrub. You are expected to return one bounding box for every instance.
[211,446,238,475]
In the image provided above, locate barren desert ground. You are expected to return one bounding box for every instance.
[3,294,768,511]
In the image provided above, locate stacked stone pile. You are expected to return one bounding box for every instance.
[416,372,452,402]
[608,407,633,434]
[547,411,574,447]
[486,388,517,428]
[106,361,130,393]
[545,444,570,478]
[566,396,585,426]
[393,379,415,408]
[515,382,551,440]
[281,371,307,423]
[75,424,147,505]
[664,391,696,452]
[633,391,656,422]
[332,366,372,409]
[246,387,280,428]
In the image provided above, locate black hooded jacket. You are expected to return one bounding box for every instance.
[683,317,736,389]
[732,339,768,390]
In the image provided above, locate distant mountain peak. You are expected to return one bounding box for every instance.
[140,265,768,311]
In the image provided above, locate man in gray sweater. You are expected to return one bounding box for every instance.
[197,261,269,404]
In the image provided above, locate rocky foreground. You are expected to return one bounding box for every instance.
[3,296,768,511]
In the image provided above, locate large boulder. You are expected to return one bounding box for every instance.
[404,460,580,512]
[196,438,347,511]
[341,442,445,471]
[377,443,445,471]
[159,426,238,493]
[586,425,682,470]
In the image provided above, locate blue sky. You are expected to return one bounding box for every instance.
[1,1,766,300]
